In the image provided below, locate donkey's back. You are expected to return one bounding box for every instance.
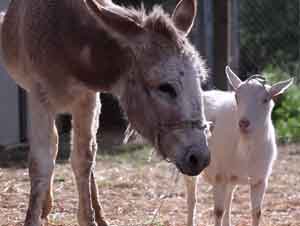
[2,0,132,111]
[3,0,107,93]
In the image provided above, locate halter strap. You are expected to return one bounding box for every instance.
[155,119,207,161]
[158,119,207,132]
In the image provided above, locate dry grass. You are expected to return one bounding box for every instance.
[0,144,300,226]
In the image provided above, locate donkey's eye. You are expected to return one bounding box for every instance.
[158,83,177,98]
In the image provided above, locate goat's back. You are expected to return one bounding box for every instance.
[203,90,240,158]
[203,90,250,183]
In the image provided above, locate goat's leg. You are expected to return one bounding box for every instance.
[222,185,235,226]
[25,94,57,226]
[71,92,107,226]
[213,183,227,226]
[184,176,198,226]
[250,180,267,226]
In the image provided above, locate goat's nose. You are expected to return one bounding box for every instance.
[239,118,250,130]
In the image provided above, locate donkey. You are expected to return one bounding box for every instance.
[0,0,211,225]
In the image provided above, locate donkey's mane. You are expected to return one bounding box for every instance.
[118,5,182,45]
[144,6,181,43]
[119,4,208,82]
[95,1,207,83]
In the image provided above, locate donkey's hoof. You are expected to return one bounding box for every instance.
[96,219,109,226]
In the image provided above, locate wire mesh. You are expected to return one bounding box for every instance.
[239,0,300,80]
[239,0,300,143]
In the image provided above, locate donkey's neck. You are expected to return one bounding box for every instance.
[65,14,133,91]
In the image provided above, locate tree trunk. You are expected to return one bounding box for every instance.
[213,0,229,90]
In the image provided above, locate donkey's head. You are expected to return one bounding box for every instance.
[85,0,210,176]
[226,66,293,135]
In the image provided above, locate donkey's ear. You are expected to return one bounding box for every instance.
[85,0,144,41]
[225,66,242,90]
[172,0,197,36]
[269,78,293,98]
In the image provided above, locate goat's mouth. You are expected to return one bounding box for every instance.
[239,127,251,135]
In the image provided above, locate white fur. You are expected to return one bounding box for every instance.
[0,11,5,59]
[184,68,293,226]
[203,90,276,185]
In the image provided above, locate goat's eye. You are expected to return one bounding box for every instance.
[158,83,177,98]
[262,97,269,104]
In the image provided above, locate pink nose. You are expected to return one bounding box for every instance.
[239,118,250,131]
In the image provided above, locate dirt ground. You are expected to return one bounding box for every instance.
[0,144,300,226]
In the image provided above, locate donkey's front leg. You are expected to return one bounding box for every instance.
[25,94,58,226]
[91,172,108,226]
[71,92,107,226]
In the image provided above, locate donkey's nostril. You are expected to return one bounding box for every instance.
[177,146,210,176]
[239,118,250,129]
[188,153,198,166]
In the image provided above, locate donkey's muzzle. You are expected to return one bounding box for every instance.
[176,145,210,176]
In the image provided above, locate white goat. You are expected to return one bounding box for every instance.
[184,66,293,226]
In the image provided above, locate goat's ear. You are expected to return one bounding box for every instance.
[269,78,294,98]
[225,66,242,90]
[85,0,144,42]
[172,0,197,36]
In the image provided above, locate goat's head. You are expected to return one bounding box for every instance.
[226,66,293,135]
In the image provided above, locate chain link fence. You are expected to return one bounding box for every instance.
[239,0,300,143]
[239,0,300,79]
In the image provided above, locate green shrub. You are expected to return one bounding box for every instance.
[263,66,300,143]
